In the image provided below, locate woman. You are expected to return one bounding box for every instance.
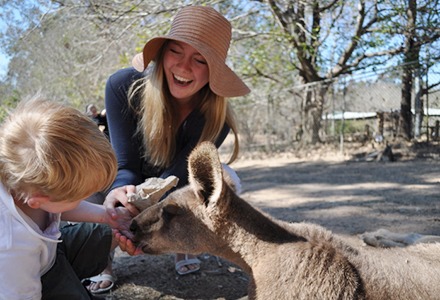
[85,5,250,294]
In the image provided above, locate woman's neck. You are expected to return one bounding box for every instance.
[173,97,199,126]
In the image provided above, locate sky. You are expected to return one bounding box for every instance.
[0,15,7,79]
[0,52,9,79]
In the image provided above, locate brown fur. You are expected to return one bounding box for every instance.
[130,142,440,300]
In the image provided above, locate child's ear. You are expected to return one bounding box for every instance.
[27,195,50,209]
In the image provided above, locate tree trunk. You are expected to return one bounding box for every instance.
[400,67,413,139]
[300,84,328,144]
[398,0,418,140]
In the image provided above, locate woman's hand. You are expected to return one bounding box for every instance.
[104,185,140,218]
[113,229,144,256]
[104,185,145,255]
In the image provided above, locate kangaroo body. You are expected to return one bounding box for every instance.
[131,142,440,300]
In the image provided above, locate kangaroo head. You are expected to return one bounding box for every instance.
[130,142,234,255]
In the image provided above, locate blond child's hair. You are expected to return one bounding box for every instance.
[0,97,117,202]
[129,45,239,168]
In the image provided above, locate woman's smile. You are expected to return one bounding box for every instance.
[173,74,193,86]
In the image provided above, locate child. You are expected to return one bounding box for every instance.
[0,97,132,299]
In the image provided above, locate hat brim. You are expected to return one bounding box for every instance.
[132,37,250,98]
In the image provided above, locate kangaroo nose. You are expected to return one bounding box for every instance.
[130,219,139,234]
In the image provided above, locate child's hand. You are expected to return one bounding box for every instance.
[105,206,133,233]
[113,229,143,256]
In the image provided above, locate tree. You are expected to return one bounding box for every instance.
[254,0,411,144]
[2,0,439,147]
[399,0,418,139]
[394,0,440,139]
[0,0,191,108]
[0,0,284,148]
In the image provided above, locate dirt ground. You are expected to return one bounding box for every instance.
[101,141,440,300]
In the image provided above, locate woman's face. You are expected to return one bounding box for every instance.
[163,40,209,105]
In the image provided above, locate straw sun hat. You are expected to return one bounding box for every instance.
[132,6,250,98]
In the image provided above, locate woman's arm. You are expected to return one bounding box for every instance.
[105,68,145,190]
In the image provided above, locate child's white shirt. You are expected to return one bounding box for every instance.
[0,183,61,300]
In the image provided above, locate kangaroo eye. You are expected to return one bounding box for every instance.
[162,203,184,220]
[162,206,183,224]
[164,203,182,214]
[162,209,175,223]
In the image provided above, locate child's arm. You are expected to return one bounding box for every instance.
[61,201,108,223]
[61,201,133,232]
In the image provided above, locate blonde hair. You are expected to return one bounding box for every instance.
[129,47,239,168]
[0,97,117,202]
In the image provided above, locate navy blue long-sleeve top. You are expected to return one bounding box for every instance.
[105,67,230,191]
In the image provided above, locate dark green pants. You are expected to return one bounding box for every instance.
[41,222,112,300]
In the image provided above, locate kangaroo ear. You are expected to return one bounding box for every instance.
[222,163,242,194]
[188,142,224,207]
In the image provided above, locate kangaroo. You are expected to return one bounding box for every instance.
[130,142,440,300]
